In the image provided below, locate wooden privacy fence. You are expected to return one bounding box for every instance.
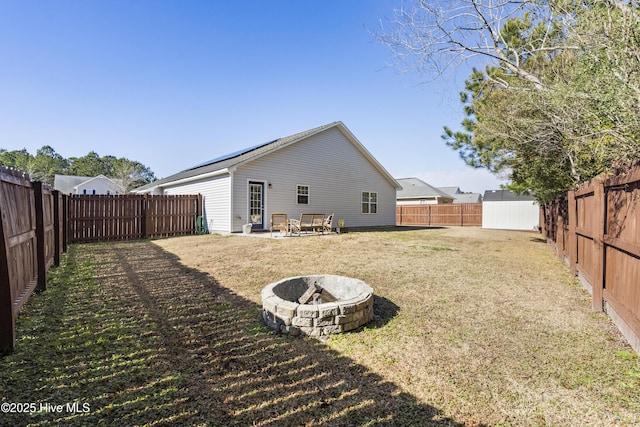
[1,168,202,352]
[68,194,203,243]
[0,167,65,354]
[396,203,482,226]
[541,166,640,351]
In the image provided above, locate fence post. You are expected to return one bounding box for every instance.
[459,205,463,226]
[567,191,577,276]
[33,181,47,292]
[143,194,150,238]
[62,194,68,252]
[556,202,565,260]
[592,180,605,311]
[0,196,15,354]
[53,190,60,266]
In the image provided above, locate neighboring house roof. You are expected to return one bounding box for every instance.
[134,121,400,193]
[437,186,482,203]
[453,193,483,203]
[54,174,125,194]
[483,189,536,202]
[396,177,454,201]
[438,186,461,197]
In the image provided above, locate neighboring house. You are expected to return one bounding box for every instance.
[482,189,539,231]
[132,122,400,233]
[54,174,125,195]
[438,186,483,204]
[453,193,483,204]
[396,178,454,204]
[438,186,461,197]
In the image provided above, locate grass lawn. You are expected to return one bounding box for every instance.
[1,227,638,426]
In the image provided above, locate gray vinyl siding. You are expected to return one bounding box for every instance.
[162,174,231,233]
[231,127,396,231]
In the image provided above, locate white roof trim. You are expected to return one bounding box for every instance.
[134,168,231,193]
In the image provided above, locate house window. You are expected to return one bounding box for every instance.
[297,185,309,204]
[362,191,378,214]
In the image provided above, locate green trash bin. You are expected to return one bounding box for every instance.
[195,216,207,234]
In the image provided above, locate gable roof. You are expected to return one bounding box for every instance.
[483,189,536,202]
[438,186,461,197]
[75,174,125,191]
[453,193,483,203]
[134,122,400,192]
[396,177,454,200]
[54,174,125,194]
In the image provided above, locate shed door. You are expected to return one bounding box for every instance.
[249,182,264,229]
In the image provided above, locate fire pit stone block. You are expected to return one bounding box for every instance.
[261,275,374,337]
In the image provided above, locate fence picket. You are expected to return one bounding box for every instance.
[0,168,202,352]
[543,165,640,351]
[0,168,64,353]
[396,203,482,226]
[67,194,202,243]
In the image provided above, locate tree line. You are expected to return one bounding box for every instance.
[0,146,156,192]
[377,0,640,202]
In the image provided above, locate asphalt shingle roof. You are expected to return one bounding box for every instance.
[134,122,399,193]
[396,177,454,200]
[134,123,338,192]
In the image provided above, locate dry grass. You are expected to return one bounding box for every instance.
[1,227,638,426]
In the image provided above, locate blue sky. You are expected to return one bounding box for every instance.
[0,1,508,194]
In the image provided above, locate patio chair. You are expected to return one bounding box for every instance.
[322,213,334,234]
[270,213,289,237]
[311,214,325,232]
[288,218,301,236]
[297,213,325,234]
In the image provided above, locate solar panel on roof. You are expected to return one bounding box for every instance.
[187,139,278,170]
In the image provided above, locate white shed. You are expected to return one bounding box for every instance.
[482,190,539,231]
[133,122,400,233]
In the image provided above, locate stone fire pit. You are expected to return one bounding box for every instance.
[261,275,374,337]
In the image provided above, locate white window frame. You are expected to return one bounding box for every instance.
[361,191,378,214]
[297,184,309,205]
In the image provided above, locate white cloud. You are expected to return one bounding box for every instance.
[410,168,509,195]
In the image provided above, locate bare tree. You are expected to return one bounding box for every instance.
[374,0,579,90]
[377,0,640,200]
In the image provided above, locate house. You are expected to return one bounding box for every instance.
[396,178,454,204]
[438,186,483,204]
[482,189,539,231]
[453,193,483,203]
[54,174,125,195]
[132,122,400,233]
[438,186,461,197]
